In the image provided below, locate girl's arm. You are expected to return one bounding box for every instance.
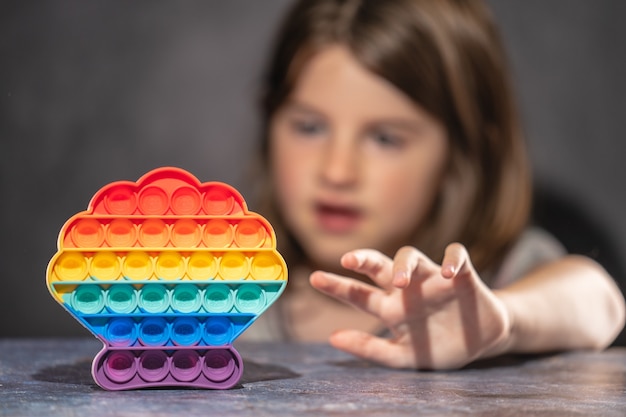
[309,244,625,370]
[490,255,625,355]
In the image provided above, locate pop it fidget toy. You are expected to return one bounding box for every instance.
[46,167,288,390]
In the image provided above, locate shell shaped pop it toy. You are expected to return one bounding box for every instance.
[46,167,288,390]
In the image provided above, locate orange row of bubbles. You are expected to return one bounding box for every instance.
[67,217,270,249]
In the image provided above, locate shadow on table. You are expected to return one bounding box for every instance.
[31,357,300,389]
[461,353,557,370]
[31,358,97,386]
[239,359,300,384]
[330,353,556,371]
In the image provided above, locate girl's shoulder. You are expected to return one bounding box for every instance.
[489,227,567,289]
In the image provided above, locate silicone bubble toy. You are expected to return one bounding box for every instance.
[46,167,288,390]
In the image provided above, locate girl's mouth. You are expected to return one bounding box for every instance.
[315,203,363,234]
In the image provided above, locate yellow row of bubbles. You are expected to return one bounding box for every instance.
[52,251,284,282]
[70,283,267,315]
[67,217,270,249]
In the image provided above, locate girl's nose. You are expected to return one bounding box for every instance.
[319,135,358,188]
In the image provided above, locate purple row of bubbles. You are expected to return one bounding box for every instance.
[98,347,240,389]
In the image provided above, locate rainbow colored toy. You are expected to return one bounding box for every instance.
[46,167,288,390]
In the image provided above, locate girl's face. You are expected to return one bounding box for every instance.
[269,45,449,272]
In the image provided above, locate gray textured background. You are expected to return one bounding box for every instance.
[1,0,625,341]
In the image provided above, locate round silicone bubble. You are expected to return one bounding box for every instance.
[54,252,88,281]
[170,317,203,346]
[218,252,249,280]
[233,219,267,248]
[234,283,266,314]
[170,185,202,215]
[70,218,105,248]
[138,218,170,248]
[103,350,137,383]
[203,349,237,383]
[170,218,202,247]
[138,317,170,346]
[202,219,233,248]
[187,252,218,280]
[171,284,202,314]
[203,283,234,313]
[170,350,202,382]
[138,284,170,314]
[203,317,234,346]
[71,285,106,314]
[106,218,137,248]
[106,317,138,347]
[202,186,235,215]
[137,185,169,215]
[89,251,122,281]
[122,251,154,280]
[250,252,283,281]
[104,185,137,215]
[155,252,185,280]
[137,350,170,382]
[106,284,138,314]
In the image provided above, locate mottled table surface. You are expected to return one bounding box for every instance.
[1,338,625,416]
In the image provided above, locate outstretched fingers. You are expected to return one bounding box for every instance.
[341,246,441,291]
[391,246,440,289]
[441,242,473,279]
[329,330,416,369]
[310,270,385,316]
[340,249,395,289]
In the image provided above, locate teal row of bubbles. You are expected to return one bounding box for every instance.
[68,282,271,315]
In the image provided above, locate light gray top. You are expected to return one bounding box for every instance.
[490,227,566,289]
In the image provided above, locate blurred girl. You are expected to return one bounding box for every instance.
[246,0,625,369]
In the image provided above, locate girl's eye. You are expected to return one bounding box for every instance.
[291,118,326,137]
[369,129,404,149]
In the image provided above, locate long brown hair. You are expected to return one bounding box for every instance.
[254,0,531,279]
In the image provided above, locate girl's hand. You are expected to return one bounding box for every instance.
[309,243,512,370]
